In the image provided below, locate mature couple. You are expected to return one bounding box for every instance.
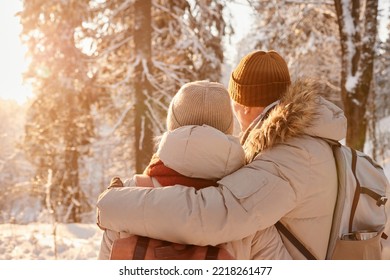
[97,50,347,260]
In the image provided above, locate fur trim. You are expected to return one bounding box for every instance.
[243,78,321,162]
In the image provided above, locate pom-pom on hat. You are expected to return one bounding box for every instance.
[167,80,233,134]
[228,50,291,107]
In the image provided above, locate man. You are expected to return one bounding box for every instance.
[97,50,347,259]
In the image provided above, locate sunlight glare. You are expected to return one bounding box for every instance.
[0,1,32,105]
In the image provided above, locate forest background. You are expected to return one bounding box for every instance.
[0,0,389,259]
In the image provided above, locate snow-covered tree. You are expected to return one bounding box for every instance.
[238,0,383,151]
[334,0,379,150]
[83,0,229,173]
[16,0,229,221]
[374,22,390,121]
[19,0,96,222]
[238,0,341,104]
[0,100,35,223]
[369,20,390,161]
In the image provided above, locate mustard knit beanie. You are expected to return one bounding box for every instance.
[228,50,291,107]
[167,81,234,134]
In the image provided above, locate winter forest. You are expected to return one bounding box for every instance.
[0,0,389,260]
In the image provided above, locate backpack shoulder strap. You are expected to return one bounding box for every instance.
[349,147,360,233]
[275,221,317,260]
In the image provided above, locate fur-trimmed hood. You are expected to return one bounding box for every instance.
[243,79,347,161]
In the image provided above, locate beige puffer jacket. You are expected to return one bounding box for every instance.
[97,80,347,259]
[98,125,291,259]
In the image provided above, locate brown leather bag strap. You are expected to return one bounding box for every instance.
[349,148,360,233]
[154,243,194,259]
[153,243,221,260]
[133,236,150,260]
[205,246,220,260]
[275,221,317,260]
[361,187,388,206]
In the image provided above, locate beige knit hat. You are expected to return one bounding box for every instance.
[167,81,234,134]
[228,50,291,107]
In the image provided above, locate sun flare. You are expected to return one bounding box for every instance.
[0,1,32,105]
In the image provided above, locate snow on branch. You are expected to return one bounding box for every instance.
[111,0,135,19]
[96,36,132,59]
[101,55,141,89]
[144,99,165,133]
[153,2,182,21]
[139,115,145,151]
[101,102,134,138]
[140,58,171,98]
[152,59,188,87]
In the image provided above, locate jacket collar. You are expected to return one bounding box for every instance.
[242,78,346,162]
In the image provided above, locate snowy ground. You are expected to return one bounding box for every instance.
[0,223,102,260]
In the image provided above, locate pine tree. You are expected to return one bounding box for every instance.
[85,0,228,174]
[19,0,96,222]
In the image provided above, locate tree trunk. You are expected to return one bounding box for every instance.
[334,0,378,151]
[63,95,81,223]
[64,142,81,222]
[133,0,154,173]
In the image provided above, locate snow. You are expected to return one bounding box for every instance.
[341,0,356,35]
[346,74,359,92]
[0,223,102,260]
[340,0,361,93]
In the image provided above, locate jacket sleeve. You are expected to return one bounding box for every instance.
[98,229,120,260]
[96,163,297,246]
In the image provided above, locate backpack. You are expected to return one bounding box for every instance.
[276,139,390,260]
